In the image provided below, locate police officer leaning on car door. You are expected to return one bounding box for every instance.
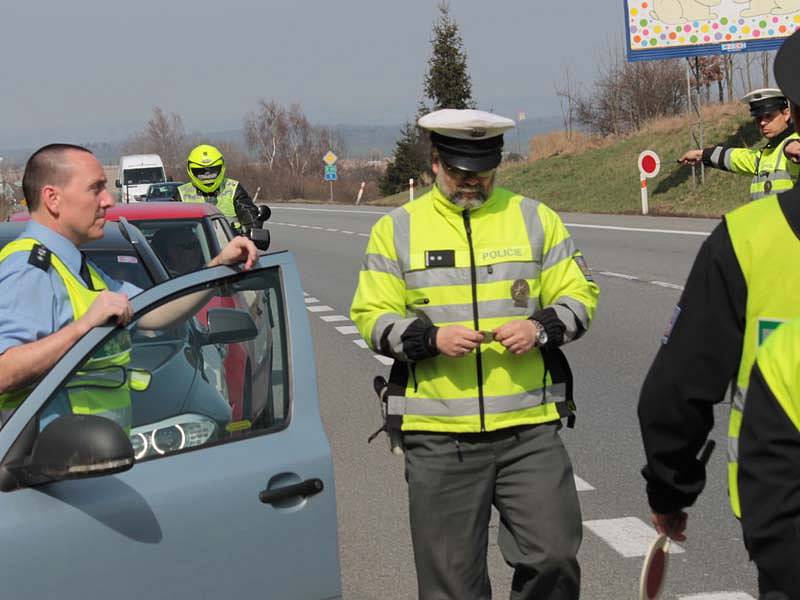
[351,108,600,600]
[0,143,258,432]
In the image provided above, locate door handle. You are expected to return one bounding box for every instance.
[259,478,324,505]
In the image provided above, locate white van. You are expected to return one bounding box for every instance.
[115,154,166,202]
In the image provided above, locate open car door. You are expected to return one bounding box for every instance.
[0,252,342,600]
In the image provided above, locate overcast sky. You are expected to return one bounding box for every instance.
[1,1,622,148]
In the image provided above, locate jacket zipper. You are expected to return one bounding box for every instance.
[462,210,486,432]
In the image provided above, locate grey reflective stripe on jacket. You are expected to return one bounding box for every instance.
[371,313,417,361]
[387,383,567,417]
[709,146,728,170]
[727,384,747,463]
[750,170,794,200]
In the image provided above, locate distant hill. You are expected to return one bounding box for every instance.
[0,115,564,165]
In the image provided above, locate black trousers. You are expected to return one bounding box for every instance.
[403,422,582,600]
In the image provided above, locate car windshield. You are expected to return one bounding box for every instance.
[147,184,178,198]
[124,167,165,186]
[131,220,213,278]
[86,249,154,290]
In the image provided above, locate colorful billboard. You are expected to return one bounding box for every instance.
[624,1,800,61]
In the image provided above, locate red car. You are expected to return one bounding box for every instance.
[11,202,275,426]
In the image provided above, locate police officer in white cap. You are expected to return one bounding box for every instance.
[678,87,800,202]
[351,109,599,599]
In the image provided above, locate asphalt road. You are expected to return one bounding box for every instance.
[265,202,757,600]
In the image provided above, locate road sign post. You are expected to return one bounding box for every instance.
[637,150,661,216]
[323,151,338,203]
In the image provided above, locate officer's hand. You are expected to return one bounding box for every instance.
[436,325,483,358]
[209,236,258,271]
[651,511,687,542]
[80,291,133,329]
[677,149,702,166]
[785,140,800,164]
[493,319,538,355]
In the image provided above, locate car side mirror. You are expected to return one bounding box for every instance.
[257,205,271,224]
[115,179,122,188]
[167,176,173,182]
[249,228,270,252]
[8,414,134,486]
[201,308,258,345]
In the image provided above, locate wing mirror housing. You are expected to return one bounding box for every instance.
[257,205,271,224]
[115,179,122,188]
[201,308,258,345]
[8,414,134,487]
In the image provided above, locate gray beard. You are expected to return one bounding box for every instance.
[450,193,486,209]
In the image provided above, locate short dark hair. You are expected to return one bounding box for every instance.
[22,143,93,211]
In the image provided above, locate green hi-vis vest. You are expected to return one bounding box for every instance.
[0,239,133,432]
[178,179,238,221]
[753,318,800,438]
[720,132,800,201]
[725,195,800,516]
[351,186,600,434]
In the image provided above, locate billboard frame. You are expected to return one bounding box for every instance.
[623,1,793,62]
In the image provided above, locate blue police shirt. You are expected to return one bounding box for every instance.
[0,220,142,356]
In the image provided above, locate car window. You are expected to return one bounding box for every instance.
[34,266,289,461]
[124,168,165,186]
[211,217,233,249]
[131,220,213,277]
[87,250,154,290]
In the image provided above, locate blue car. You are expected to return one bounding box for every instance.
[0,227,342,599]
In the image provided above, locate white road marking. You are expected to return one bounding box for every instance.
[583,517,684,558]
[374,355,394,366]
[326,228,338,232]
[342,230,355,234]
[650,281,685,291]
[574,476,595,491]
[678,594,755,600]
[353,339,369,348]
[320,315,350,322]
[304,297,319,303]
[335,325,360,335]
[270,206,713,237]
[358,233,369,237]
[311,226,324,230]
[307,305,333,312]
[598,271,639,281]
[564,222,710,236]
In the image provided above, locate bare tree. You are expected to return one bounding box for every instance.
[575,43,684,136]
[244,100,287,172]
[124,108,189,178]
[554,64,579,140]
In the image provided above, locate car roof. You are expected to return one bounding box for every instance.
[0,222,137,252]
[106,202,223,220]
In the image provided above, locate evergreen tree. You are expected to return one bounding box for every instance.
[379,120,429,196]
[379,2,474,196]
[424,1,474,110]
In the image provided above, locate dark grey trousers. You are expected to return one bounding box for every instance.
[403,423,582,600]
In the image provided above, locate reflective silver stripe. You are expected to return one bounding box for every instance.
[406,261,541,290]
[384,317,421,361]
[388,384,566,417]
[422,298,539,324]
[372,313,402,350]
[728,435,738,463]
[520,198,545,261]
[542,236,578,271]
[710,146,723,167]
[750,189,771,201]
[406,266,470,289]
[362,253,402,278]
[551,296,590,342]
[390,209,410,272]
[722,148,733,171]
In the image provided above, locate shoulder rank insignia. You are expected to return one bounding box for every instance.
[28,244,52,271]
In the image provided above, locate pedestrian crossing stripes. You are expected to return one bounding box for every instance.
[583,517,684,558]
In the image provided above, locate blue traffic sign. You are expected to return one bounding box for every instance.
[324,165,337,181]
